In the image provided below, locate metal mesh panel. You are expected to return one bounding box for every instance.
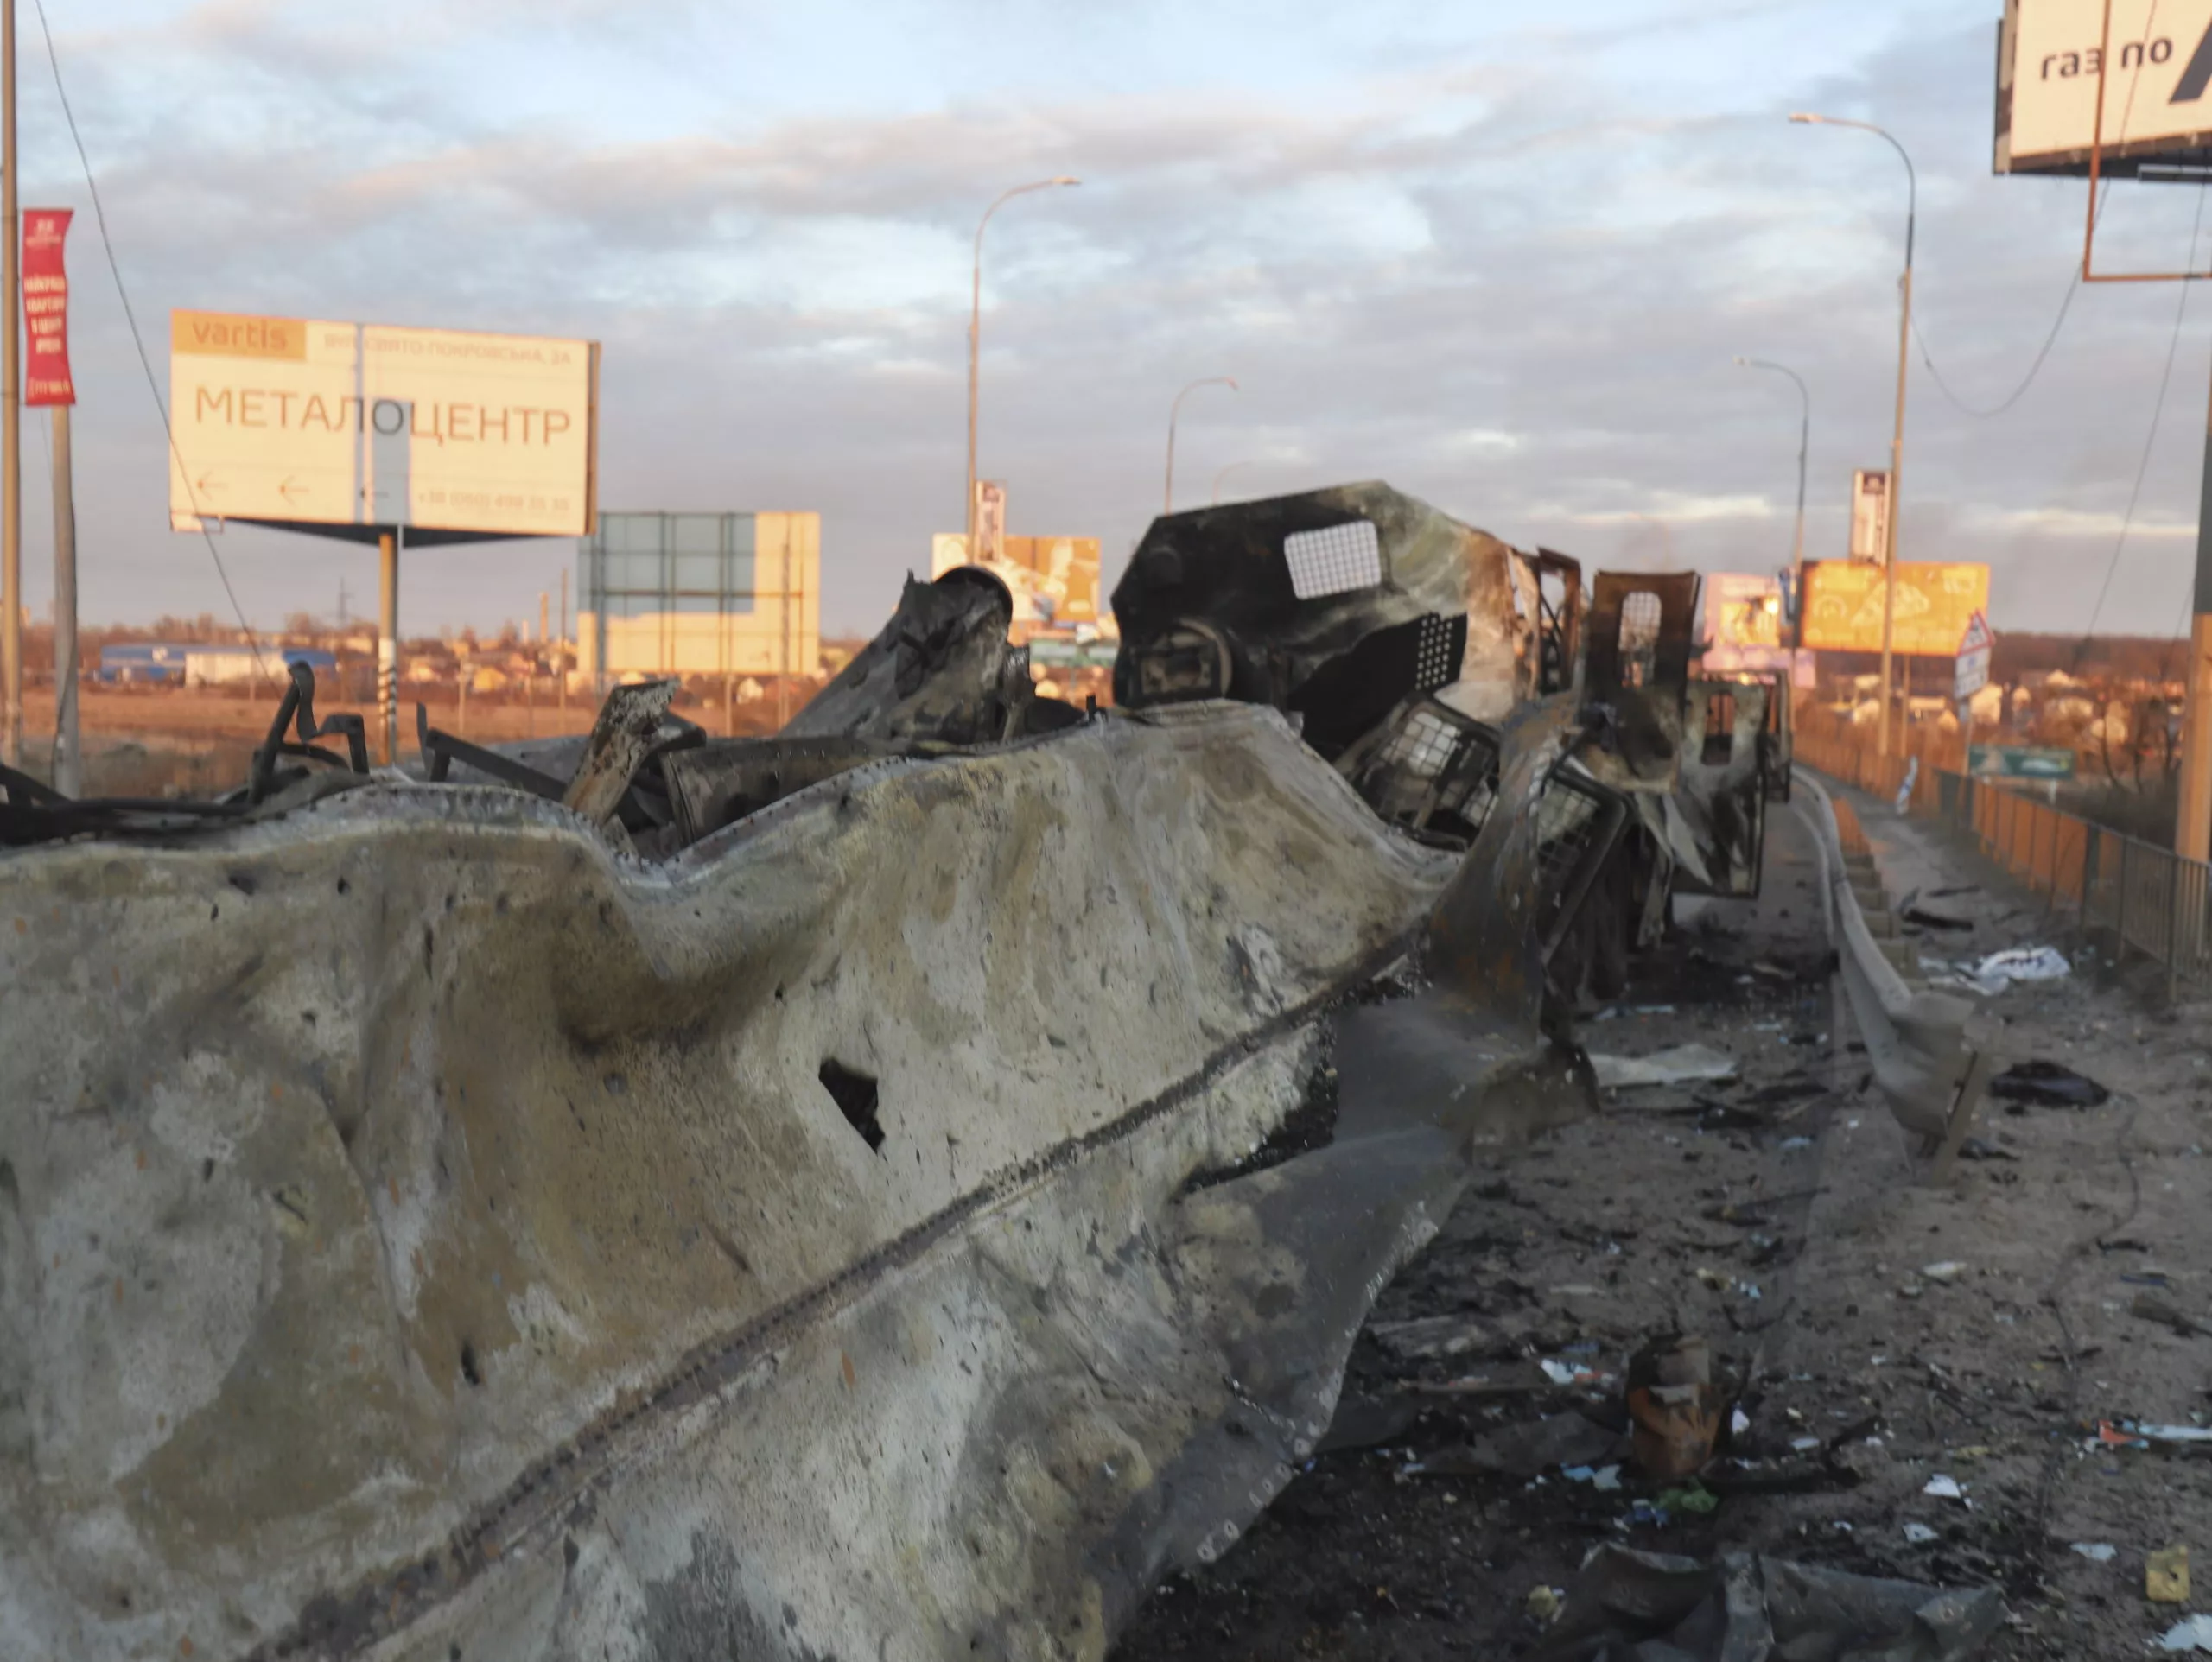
[1618,591,1662,689]
[1283,520,1382,599]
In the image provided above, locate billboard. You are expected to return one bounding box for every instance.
[22,209,73,408]
[931,531,1102,628]
[1801,561,1993,657]
[1849,469,1891,563]
[1703,573,1787,652]
[1997,1,2212,174]
[168,312,598,537]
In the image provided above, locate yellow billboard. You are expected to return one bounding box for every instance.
[1801,561,1992,657]
[168,311,598,536]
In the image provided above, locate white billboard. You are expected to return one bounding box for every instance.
[1998,1,2212,173]
[168,311,598,537]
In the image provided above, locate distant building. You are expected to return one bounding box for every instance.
[575,511,821,682]
[183,646,334,687]
[98,643,192,683]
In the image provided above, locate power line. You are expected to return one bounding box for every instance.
[30,0,265,671]
[1910,273,2082,418]
[1914,5,2158,421]
[2082,181,2208,647]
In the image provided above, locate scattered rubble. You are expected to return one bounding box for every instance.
[1989,1058,2113,1109]
[1529,1546,2004,1662]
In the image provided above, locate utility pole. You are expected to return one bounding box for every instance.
[557,566,569,716]
[1791,113,1915,759]
[2177,371,2212,863]
[1,0,20,769]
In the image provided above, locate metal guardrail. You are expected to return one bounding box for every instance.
[1795,725,2212,998]
[1792,771,1989,1181]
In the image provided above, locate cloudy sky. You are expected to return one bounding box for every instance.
[11,0,2212,638]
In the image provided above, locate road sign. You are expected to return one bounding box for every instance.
[1997,1,2212,176]
[1967,744,2076,780]
[1955,609,1994,701]
[168,312,598,537]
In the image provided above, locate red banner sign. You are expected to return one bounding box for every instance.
[22,208,73,407]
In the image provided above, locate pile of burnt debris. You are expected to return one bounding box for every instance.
[1,480,1790,1008]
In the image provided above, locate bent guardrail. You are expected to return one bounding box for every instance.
[1793,771,1991,1182]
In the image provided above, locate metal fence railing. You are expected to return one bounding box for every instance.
[1793,722,2212,997]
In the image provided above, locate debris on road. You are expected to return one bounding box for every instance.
[1930,944,2072,996]
[1529,1546,2005,1662]
[1411,1411,1623,1481]
[1625,1333,1721,1480]
[2130,1294,2212,1339]
[2149,1545,2191,1603]
[1589,1042,1738,1091]
[1990,1059,2112,1109]
[2072,1542,2118,1562]
[2163,1613,2212,1652]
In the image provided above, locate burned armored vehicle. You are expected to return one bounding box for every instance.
[1,543,1627,1662]
[1109,482,1792,1004]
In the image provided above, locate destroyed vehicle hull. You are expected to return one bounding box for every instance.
[0,704,1595,1661]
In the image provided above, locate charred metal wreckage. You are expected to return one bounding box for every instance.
[0,482,1784,1661]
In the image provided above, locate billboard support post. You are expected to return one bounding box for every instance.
[1,0,19,770]
[378,530,398,766]
[51,406,77,795]
[2179,360,2212,861]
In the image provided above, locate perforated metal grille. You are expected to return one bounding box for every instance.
[1413,612,1461,691]
[1618,590,1662,689]
[1284,520,1382,600]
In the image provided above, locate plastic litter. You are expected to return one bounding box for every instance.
[2161,1613,2212,1652]
[1931,946,2071,997]
[1989,1059,2110,1109]
[1904,1523,1939,1545]
[1529,1545,2005,1662]
[1657,1483,1719,1516]
[2149,1545,2191,1604]
[1590,1043,1738,1091]
[1921,1261,1966,1283]
[1923,1475,1965,1500]
[1562,1463,1624,1491]
[1526,1584,1564,1624]
[2070,1542,2117,1562]
[1541,1357,1600,1386]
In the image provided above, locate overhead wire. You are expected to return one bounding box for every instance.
[1913,3,2157,421]
[29,0,266,672]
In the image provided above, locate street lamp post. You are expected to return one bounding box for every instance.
[1791,112,1915,758]
[1165,377,1237,513]
[966,176,1079,556]
[1732,357,1809,646]
[1211,460,1257,504]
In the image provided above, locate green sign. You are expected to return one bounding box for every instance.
[1967,745,2075,780]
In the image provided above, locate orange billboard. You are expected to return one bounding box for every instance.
[1800,561,1991,657]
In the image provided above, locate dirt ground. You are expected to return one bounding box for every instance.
[1114,782,2212,1660]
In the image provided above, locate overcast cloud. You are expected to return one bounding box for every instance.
[9,0,2212,638]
